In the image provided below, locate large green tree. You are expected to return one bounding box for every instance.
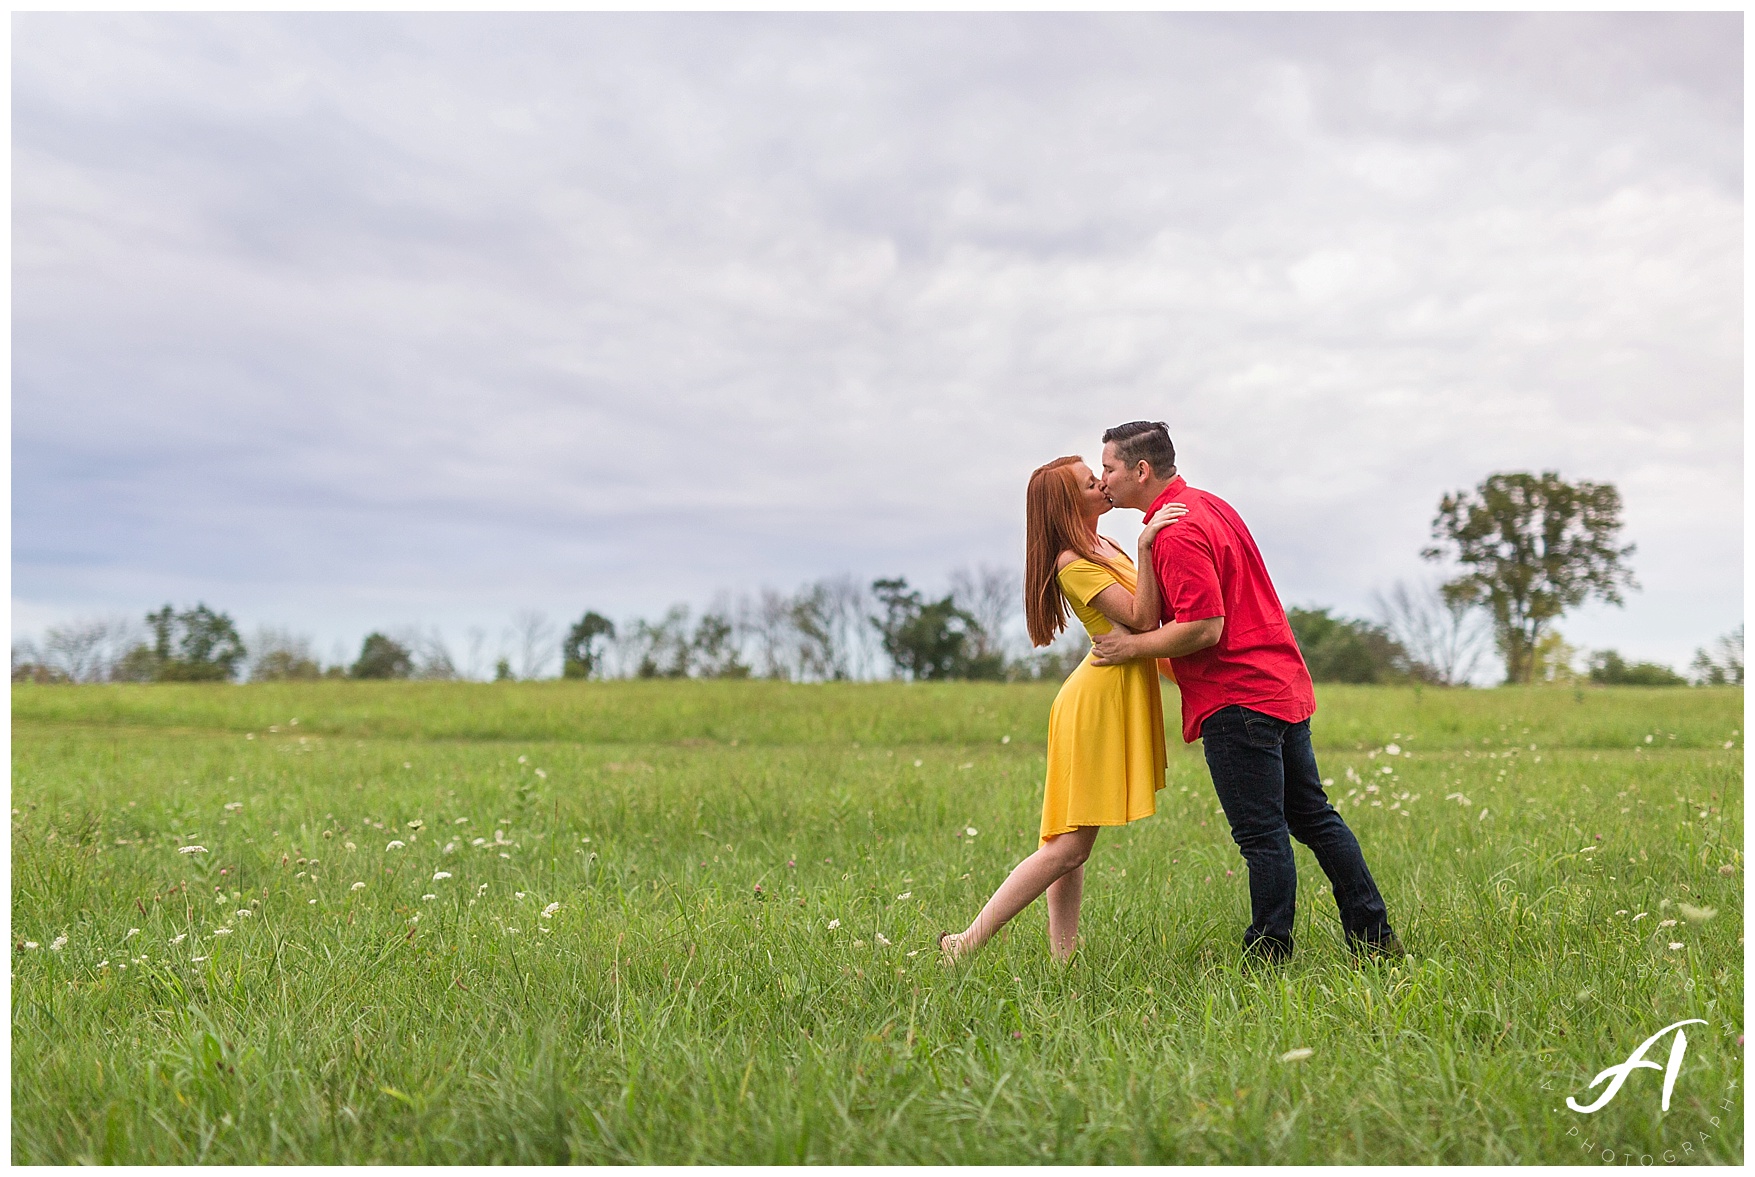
[1423,471,1636,685]
[116,604,246,682]
[562,611,616,679]
[869,578,1003,681]
[351,633,414,680]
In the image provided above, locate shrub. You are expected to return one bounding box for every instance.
[1588,650,1686,686]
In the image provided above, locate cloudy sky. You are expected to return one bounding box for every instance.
[13,13,1742,675]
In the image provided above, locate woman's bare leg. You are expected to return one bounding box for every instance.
[1045,863,1085,961]
[944,827,1099,960]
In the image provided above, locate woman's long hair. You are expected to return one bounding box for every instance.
[1024,457,1127,647]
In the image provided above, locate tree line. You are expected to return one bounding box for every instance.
[11,471,1745,689]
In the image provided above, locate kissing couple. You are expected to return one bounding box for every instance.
[939,420,1405,968]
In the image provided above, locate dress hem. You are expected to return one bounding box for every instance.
[1038,811,1157,844]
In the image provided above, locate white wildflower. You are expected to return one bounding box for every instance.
[235,910,253,919]
[124,928,140,939]
[344,841,356,851]
[1001,735,1010,744]
[407,819,423,830]
[913,760,923,768]
[542,902,560,919]
[178,845,207,855]
[422,894,437,901]
[224,802,243,811]
[386,840,405,850]
[852,939,867,948]
[534,769,547,779]
[514,891,526,900]
[1384,744,1401,756]
[351,881,366,891]
[1632,912,1647,922]
[1658,919,1677,929]
[875,932,892,946]
[1278,1047,1314,1063]
[23,941,38,950]
[49,935,67,951]
[191,955,208,963]
[1668,942,1684,951]
[896,891,912,901]
[477,883,489,897]
[505,926,518,934]
[170,933,188,944]
[212,928,232,936]
[443,842,455,854]
[827,919,841,930]
[432,871,451,881]
[1679,904,1718,923]
[965,827,978,837]
[472,837,486,847]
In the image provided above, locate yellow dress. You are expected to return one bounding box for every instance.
[1039,552,1168,844]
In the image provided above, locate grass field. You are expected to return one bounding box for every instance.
[11,680,1745,1163]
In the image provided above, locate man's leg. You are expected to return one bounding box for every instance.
[1200,706,1297,961]
[1281,720,1396,947]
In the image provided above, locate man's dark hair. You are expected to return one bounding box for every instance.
[1102,420,1176,478]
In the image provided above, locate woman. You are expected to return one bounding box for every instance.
[939,456,1184,964]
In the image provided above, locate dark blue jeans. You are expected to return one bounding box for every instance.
[1200,705,1394,959]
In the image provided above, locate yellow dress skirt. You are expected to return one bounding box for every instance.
[1039,554,1168,844]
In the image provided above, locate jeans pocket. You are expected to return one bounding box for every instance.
[1241,710,1283,749]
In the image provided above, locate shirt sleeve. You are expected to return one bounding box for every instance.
[1056,559,1118,608]
[1154,527,1224,622]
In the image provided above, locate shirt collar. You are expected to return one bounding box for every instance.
[1147,476,1187,516]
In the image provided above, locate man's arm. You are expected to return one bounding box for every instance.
[1090,616,1222,665]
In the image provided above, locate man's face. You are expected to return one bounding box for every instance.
[1099,441,1149,510]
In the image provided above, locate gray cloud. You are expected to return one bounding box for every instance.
[13,13,1741,671]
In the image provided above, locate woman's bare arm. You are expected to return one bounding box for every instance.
[1079,503,1187,632]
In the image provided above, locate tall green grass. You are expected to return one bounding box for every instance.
[11,682,1743,1163]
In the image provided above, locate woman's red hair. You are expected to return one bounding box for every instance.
[1024,457,1126,647]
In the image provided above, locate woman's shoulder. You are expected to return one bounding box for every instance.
[1055,549,1082,572]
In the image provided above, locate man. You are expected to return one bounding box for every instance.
[1090,420,1403,965]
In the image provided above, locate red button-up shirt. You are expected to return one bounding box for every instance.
[1146,476,1315,744]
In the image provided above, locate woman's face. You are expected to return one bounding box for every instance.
[1071,460,1112,518]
